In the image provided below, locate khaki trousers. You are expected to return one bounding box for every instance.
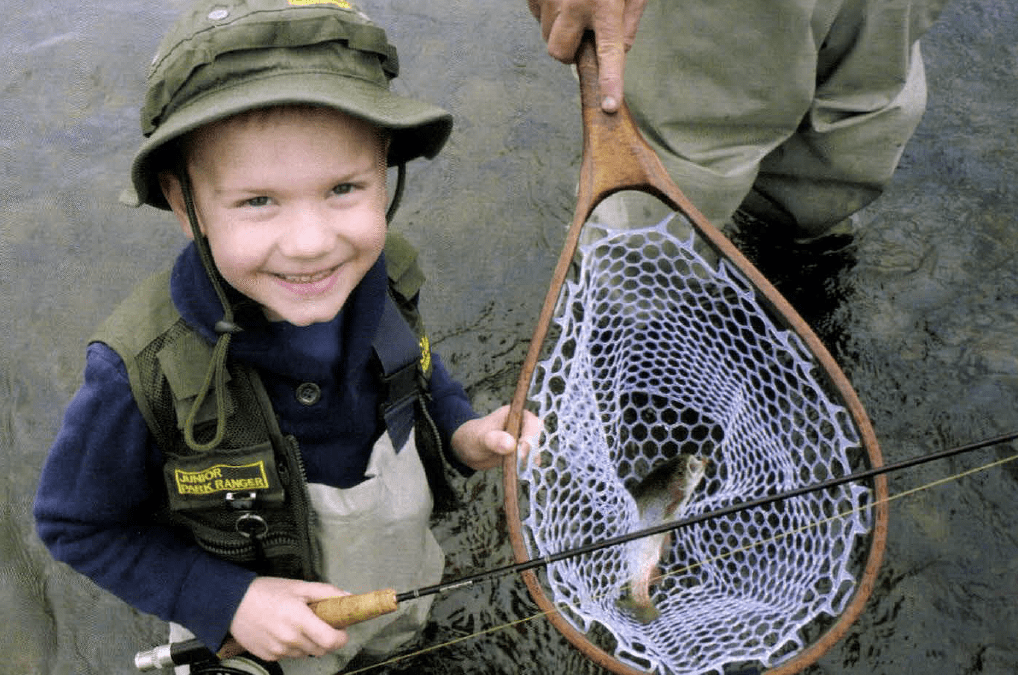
[609,0,947,235]
[172,430,444,674]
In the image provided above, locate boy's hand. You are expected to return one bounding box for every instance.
[230,577,349,661]
[451,405,543,471]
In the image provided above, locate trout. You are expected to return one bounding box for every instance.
[617,454,708,623]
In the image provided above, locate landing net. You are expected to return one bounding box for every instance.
[517,215,874,675]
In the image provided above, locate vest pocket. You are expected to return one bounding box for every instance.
[161,442,307,578]
[162,442,284,513]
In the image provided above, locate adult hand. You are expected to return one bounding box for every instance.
[527,0,647,113]
[230,577,349,662]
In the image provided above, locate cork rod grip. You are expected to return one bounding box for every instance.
[309,588,399,627]
[216,589,399,661]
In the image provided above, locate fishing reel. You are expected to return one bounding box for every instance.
[134,641,282,675]
[188,656,282,675]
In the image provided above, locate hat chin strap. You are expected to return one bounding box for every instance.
[177,168,241,452]
[175,160,406,452]
[386,163,406,223]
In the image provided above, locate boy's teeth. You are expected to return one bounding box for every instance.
[280,270,330,283]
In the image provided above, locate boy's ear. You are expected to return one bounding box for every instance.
[158,171,200,240]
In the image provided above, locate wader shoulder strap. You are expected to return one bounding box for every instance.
[372,291,458,512]
[377,234,461,512]
[374,293,426,451]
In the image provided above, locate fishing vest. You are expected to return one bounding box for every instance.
[91,234,457,582]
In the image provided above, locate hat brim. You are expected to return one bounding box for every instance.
[123,71,452,209]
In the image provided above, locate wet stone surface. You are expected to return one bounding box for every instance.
[2,0,1017,673]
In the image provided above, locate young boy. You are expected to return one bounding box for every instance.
[33,1,539,672]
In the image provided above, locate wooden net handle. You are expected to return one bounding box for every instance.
[503,33,887,675]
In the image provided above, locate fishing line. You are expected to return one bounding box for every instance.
[139,435,1017,671]
[638,447,1018,599]
[344,613,548,675]
[343,438,1018,674]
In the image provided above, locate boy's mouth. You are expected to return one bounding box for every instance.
[274,267,338,284]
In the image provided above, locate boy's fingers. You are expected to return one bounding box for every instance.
[301,622,348,654]
[298,582,349,604]
[283,597,348,657]
[517,435,542,466]
[489,430,518,455]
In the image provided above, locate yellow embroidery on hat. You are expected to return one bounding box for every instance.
[288,0,353,8]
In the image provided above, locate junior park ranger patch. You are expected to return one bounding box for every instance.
[174,460,270,496]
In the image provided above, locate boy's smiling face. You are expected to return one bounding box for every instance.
[162,105,389,326]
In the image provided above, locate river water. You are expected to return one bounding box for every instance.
[2,1,1016,674]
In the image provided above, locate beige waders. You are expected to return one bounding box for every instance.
[172,430,444,673]
[593,0,948,236]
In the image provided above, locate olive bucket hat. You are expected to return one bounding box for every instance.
[121,0,453,209]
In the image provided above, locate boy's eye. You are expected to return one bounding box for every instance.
[244,196,271,208]
[332,183,355,196]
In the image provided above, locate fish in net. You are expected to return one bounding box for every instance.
[515,213,875,675]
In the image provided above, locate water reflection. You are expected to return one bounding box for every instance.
[3,0,1017,673]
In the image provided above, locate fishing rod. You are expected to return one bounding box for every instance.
[135,429,1018,671]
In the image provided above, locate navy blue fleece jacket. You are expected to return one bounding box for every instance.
[34,242,476,650]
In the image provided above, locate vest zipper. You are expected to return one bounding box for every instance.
[281,433,322,581]
[245,365,323,582]
[194,531,300,559]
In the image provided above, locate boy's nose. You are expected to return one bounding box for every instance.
[281,205,334,258]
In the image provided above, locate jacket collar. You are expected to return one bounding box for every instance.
[169,241,387,381]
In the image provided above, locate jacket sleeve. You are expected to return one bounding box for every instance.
[33,342,256,650]
[423,351,478,477]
